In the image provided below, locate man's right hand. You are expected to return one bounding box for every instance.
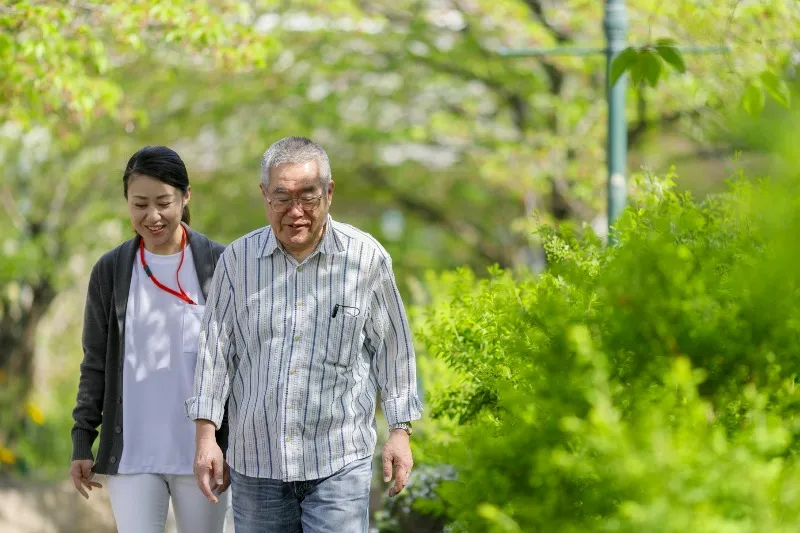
[193,420,226,504]
[70,459,102,499]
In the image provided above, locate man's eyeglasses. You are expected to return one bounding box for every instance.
[266,194,324,213]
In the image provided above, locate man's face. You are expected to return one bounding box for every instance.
[261,161,334,258]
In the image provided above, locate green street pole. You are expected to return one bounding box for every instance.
[499,2,729,242]
[604,0,628,243]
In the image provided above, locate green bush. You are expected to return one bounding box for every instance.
[0,376,81,479]
[410,172,800,532]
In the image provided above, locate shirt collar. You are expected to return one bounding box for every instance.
[318,216,345,255]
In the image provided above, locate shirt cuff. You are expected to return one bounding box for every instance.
[185,395,226,429]
[382,394,423,426]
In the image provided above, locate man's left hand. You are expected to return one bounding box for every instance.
[382,429,413,497]
[211,460,231,495]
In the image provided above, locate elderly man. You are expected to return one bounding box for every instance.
[185,136,422,533]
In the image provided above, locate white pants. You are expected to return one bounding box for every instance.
[106,473,230,533]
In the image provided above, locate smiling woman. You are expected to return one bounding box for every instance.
[123,147,192,256]
[69,146,232,533]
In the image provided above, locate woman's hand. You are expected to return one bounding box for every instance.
[70,459,103,499]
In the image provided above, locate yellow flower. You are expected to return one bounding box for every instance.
[0,447,15,465]
[26,403,45,425]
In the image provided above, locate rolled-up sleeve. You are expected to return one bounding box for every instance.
[185,250,236,429]
[369,258,423,426]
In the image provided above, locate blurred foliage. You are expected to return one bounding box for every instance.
[0,0,272,130]
[0,378,78,479]
[1,0,277,480]
[394,172,800,532]
[374,463,456,533]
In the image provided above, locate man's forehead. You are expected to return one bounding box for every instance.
[268,161,321,190]
[270,181,320,193]
[269,160,317,177]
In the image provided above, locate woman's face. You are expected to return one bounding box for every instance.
[126,173,190,254]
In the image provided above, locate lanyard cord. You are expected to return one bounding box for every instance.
[138,226,196,305]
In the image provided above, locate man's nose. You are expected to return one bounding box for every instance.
[286,201,305,216]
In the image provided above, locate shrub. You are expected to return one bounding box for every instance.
[410,173,800,532]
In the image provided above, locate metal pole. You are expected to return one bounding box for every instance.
[604,0,628,242]
[498,44,730,57]
[502,2,726,241]
[499,46,606,57]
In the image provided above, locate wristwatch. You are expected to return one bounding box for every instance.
[390,422,412,436]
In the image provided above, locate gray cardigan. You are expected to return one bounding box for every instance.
[70,225,228,475]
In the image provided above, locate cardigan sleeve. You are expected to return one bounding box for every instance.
[70,260,110,461]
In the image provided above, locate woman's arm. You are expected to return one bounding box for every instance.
[71,261,109,461]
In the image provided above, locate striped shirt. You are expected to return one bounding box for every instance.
[185,216,422,481]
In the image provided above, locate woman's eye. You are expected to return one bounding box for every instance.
[135,204,147,208]
[158,203,172,208]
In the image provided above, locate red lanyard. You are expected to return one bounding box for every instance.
[139,226,196,305]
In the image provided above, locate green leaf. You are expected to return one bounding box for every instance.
[655,44,686,73]
[127,34,142,50]
[654,37,678,47]
[610,47,637,86]
[477,503,523,533]
[741,81,765,116]
[641,49,662,87]
[760,71,791,108]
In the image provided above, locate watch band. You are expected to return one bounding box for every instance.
[390,422,412,436]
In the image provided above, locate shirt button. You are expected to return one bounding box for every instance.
[110,456,117,464]
[297,300,303,307]
[297,267,303,273]
[294,335,301,341]
[289,368,296,375]
[287,403,293,409]
[286,436,291,443]
[115,426,122,434]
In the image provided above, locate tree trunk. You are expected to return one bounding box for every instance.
[0,280,56,398]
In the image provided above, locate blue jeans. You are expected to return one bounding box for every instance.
[230,456,372,533]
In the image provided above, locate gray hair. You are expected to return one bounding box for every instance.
[260,136,332,189]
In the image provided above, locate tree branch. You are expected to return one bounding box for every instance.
[417,0,556,124]
[549,176,594,221]
[0,186,24,232]
[357,165,509,266]
[504,0,567,93]
[411,54,508,94]
[68,0,109,13]
[627,107,705,147]
[410,54,531,134]
[520,0,571,44]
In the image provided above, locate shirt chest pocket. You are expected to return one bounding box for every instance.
[182,304,207,354]
[326,313,362,367]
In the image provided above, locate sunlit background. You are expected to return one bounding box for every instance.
[2,1,799,531]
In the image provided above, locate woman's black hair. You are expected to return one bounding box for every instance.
[123,146,191,224]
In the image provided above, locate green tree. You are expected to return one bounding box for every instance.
[0,0,272,467]
[0,0,270,129]
[1,0,798,476]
